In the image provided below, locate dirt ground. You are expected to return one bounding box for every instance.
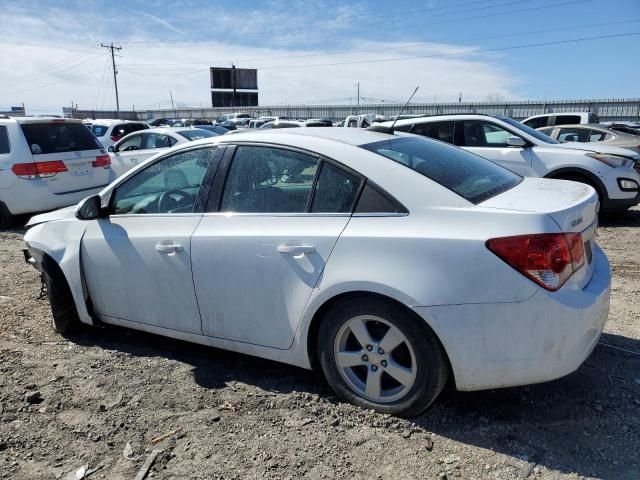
[0,209,639,480]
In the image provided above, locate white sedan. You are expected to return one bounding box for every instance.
[107,127,217,176]
[23,128,610,416]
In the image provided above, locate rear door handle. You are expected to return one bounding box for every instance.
[277,244,315,255]
[155,243,183,254]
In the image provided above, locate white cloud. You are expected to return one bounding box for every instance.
[0,3,521,114]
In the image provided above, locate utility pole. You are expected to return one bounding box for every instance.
[232,64,237,108]
[101,43,122,117]
[170,90,175,111]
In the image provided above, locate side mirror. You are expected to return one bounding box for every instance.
[506,136,526,147]
[75,195,104,220]
[108,146,115,152]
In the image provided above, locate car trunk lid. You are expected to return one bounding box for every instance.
[481,177,599,288]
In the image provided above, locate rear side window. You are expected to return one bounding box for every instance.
[554,115,581,125]
[410,121,455,145]
[20,122,101,154]
[0,126,9,154]
[360,136,521,204]
[92,125,108,137]
[522,117,549,129]
[310,162,362,213]
[557,127,590,143]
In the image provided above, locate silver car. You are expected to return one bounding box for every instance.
[537,124,640,154]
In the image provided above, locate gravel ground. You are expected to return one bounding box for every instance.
[0,209,639,480]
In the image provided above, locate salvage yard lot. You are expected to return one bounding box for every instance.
[0,211,639,480]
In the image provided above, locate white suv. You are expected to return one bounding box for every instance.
[376,114,640,212]
[0,116,114,228]
[90,120,149,149]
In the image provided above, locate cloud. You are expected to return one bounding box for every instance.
[0,2,521,113]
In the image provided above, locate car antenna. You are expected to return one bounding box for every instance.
[367,86,419,135]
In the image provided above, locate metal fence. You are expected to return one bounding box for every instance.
[71,98,640,122]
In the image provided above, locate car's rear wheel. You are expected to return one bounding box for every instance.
[318,297,448,417]
[0,201,13,230]
[42,258,81,335]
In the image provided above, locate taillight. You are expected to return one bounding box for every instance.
[11,161,68,179]
[92,154,111,168]
[111,135,121,142]
[486,233,584,291]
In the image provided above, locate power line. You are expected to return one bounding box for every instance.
[5,45,101,83]
[255,32,640,70]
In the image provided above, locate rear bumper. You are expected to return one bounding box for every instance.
[415,244,611,391]
[2,181,107,215]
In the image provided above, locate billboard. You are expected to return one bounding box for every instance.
[210,67,257,90]
[212,91,258,108]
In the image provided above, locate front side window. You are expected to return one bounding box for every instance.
[458,121,513,147]
[360,136,521,204]
[0,126,10,154]
[116,134,144,152]
[221,146,318,213]
[557,127,590,143]
[537,127,555,136]
[111,148,216,214]
[522,117,549,129]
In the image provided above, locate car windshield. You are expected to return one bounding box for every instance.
[177,129,216,141]
[498,116,561,144]
[21,122,102,154]
[360,136,521,204]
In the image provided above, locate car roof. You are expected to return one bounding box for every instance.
[377,113,504,127]
[13,117,83,124]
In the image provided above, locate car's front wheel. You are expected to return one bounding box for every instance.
[318,297,448,417]
[42,258,81,335]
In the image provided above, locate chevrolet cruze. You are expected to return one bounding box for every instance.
[23,128,611,417]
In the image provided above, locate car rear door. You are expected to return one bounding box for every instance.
[454,120,534,176]
[191,144,363,349]
[18,120,111,193]
[81,146,222,334]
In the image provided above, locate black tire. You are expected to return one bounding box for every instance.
[0,201,13,230]
[318,297,448,417]
[42,258,81,335]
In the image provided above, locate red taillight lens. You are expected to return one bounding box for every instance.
[92,154,111,168]
[12,161,68,179]
[487,233,584,291]
[111,135,121,142]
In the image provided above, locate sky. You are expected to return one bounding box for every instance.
[0,0,639,114]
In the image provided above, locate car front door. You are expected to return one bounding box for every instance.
[455,120,533,176]
[191,145,363,349]
[81,146,221,334]
[110,133,147,176]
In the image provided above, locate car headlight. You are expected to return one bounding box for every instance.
[586,152,634,168]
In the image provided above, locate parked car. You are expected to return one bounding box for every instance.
[343,114,389,128]
[537,124,640,154]
[305,118,333,127]
[601,121,640,136]
[195,125,231,135]
[376,114,640,213]
[260,120,305,129]
[107,127,217,176]
[215,113,252,125]
[24,128,610,417]
[91,120,149,149]
[148,118,177,127]
[171,119,213,127]
[522,112,599,129]
[0,116,113,228]
[249,117,277,128]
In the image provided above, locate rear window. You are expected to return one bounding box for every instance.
[92,125,109,137]
[0,126,9,154]
[177,129,216,141]
[21,122,101,154]
[360,136,521,204]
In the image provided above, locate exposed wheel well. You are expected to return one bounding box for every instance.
[306,291,454,381]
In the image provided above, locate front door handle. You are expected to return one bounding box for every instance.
[277,244,315,255]
[155,243,183,254]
